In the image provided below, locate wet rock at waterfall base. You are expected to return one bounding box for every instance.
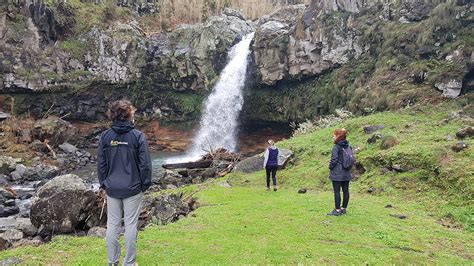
[0,188,16,205]
[0,206,19,218]
[17,164,60,182]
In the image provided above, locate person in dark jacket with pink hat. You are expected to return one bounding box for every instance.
[327,128,353,216]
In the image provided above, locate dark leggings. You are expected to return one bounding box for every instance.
[332,181,350,209]
[265,166,277,188]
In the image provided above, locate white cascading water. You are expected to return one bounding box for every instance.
[167,32,254,163]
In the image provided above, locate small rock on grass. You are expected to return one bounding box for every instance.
[87,227,106,238]
[451,141,468,152]
[298,188,307,194]
[385,204,393,208]
[363,125,385,134]
[390,214,407,219]
[218,181,231,188]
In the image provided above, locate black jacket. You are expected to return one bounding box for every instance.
[329,140,352,182]
[98,120,152,198]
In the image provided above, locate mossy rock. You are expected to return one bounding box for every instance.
[379,135,400,150]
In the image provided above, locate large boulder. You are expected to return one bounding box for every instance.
[30,174,98,233]
[234,149,294,173]
[31,117,78,146]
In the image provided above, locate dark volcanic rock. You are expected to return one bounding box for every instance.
[0,206,20,218]
[367,133,383,144]
[451,141,468,152]
[0,237,10,251]
[456,126,474,139]
[18,164,60,182]
[391,164,405,173]
[363,125,385,134]
[145,194,197,225]
[30,174,98,233]
[390,214,408,219]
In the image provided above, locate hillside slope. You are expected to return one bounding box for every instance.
[0,102,472,264]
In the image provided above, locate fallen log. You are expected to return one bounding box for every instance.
[162,161,213,170]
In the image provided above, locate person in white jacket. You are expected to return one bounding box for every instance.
[263,140,279,191]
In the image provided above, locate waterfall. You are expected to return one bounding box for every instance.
[167,32,254,163]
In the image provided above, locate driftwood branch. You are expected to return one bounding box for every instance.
[43,139,57,159]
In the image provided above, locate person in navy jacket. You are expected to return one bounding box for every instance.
[263,139,279,191]
[98,99,152,266]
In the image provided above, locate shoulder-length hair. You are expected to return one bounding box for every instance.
[107,100,136,122]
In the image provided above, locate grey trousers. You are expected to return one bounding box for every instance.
[106,192,143,266]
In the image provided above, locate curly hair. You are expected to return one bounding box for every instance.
[333,128,348,143]
[107,100,136,122]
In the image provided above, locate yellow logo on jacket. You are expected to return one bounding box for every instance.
[111,140,129,146]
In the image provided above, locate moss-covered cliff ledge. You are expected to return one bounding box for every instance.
[0,82,204,122]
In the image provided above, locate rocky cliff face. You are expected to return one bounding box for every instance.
[0,3,254,121]
[253,4,364,85]
[245,0,472,123]
[0,3,147,92]
[144,8,254,91]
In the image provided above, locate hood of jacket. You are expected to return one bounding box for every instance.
[111,120,135,134]
[336,140,349,148]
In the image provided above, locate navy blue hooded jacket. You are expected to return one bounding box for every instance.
[98,120,152,198]
[329,140,352,182]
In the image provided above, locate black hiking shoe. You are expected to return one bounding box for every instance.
[327,209,342,216]
[341,208,347,214]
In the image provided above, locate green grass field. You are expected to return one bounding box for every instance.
[0,103,472,264]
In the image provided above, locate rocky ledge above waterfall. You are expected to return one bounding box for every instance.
[144,8,255,91]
